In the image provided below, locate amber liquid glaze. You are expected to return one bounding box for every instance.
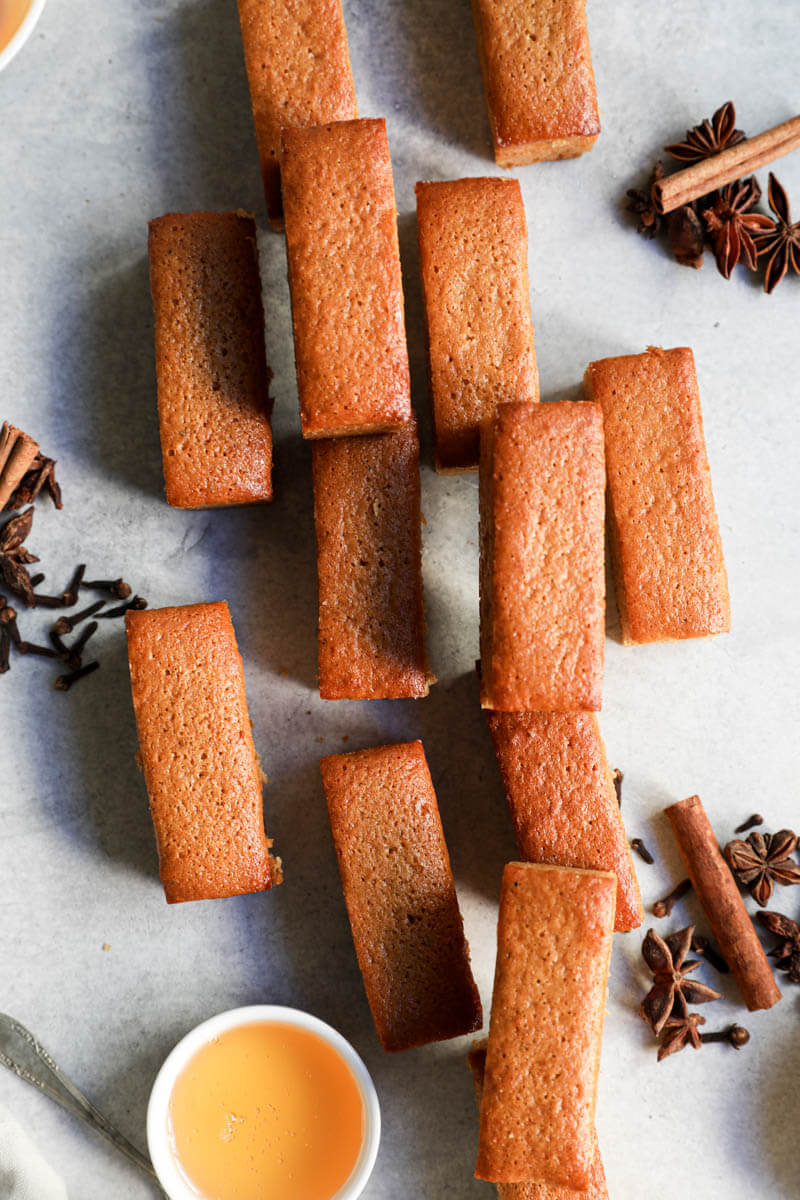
[168,1021,365,1200]
[0,0,31,53]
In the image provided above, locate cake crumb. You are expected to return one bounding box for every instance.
[102,943,111,952]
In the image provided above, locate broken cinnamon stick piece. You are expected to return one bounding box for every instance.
[0,423,40,511]
[665,795,781,1011]
[653,114,800,214]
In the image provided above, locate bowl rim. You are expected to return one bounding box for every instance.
[0,0,48,74]
[146,1004,381,1200]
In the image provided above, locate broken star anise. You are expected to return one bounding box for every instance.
[756,911,800,983]
[724,829,800,907]
[753,173,800,293]
[657,1012,706,1062]
[665,101,746,163]
[0,507,38,606]
[626,162,665,240]
[702,176,773,278]
[639,925,722,1036]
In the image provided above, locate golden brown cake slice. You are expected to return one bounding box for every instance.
[415,177,539,472]
[311,421,430,700]
[236,0,358,229]
[126,602,281,903]
[281,119,412,438]
[470,0,600,166]
[475,863,615,1188]
[148,212,273,509]
[584,346,730,644]
[487,710,643,931]
[468,1042,610,1200]
[320,741,482,1052]
[479,401,605,712]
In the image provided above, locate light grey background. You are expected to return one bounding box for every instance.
[1,1,799,1197]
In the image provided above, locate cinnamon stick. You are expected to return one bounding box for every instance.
[653,114,800,214]
[665,795,781,1011]
[0,423,40,510]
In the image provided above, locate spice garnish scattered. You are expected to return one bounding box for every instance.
[657,1012,706,1062]
[67,620,99,669]
[664,101,746,164]
[53,600,105,636]
[54,662,100,692]
[691,933,730,974]
[94,595,147,619]
[630,838,655,865]
[626,164,665,239]
[734,813,764,833]
[639,925,722,1036]
[724,829,800,907]
[702,177,772,278]
[753,173,800,292]
[82,577,132,599]
[755,911,800,983]
[700,1024,750,1049]
[653,877,692,918]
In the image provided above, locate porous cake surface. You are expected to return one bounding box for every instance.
[475,863,615,1188]
[281,119,412,437]
[471,0,600,166]
[320,741,482,1052]
[148,212,273,509]
[468,1043,610,1200]
[236,0,357,226]
[126,602,277,903]
[415,177,539,471]
[487,710,643,931]
[479,401,605,712]
[312,422,429,700]
[584,346,730,644]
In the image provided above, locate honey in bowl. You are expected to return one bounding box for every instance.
[168,1021,366,1200]
[0,0,31,54]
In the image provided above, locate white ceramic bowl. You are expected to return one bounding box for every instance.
[147,1005,380,1200]
[0,0,47,74]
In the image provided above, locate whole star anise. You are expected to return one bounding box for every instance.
[626,162,665,240]
[657,1012,706,1062]
[724,829,800,907]
[0,507,38,606]
[753,173,800,293]
[756,911,800,983]
[702,176,773,278]
[665,101,746,163]
[639,925,722,1035]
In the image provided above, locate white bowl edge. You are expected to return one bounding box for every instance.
[0,0,48,74]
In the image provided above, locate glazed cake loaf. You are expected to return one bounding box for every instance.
[148,212,273,509]
[281,119,412,438]
[311,421,430,700]
[584,346,730,644]
[415,177,539,471]
[468,1042,610,1200]
[320,741,482,1052]
[236,0,357,228]
[475,863,615,1189]
[471,0,600,166]
[487,710,643,931]
[126,602,280,903]
[479,401,605,712]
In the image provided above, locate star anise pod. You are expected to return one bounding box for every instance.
[756,911,800,983]
[0,508,37,605]
[626,162,665,239]
[665,101,746,163]
[753,173,800,293]
[639,925,722,1035]
[702,176,773,278]
[657,1012,706,1062]
[724,829,800,906]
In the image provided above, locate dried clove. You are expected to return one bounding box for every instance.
[631,838,655,865]
[82,577,132,600]
[62,564,86,607]
[66,620,99,670]
[53,599,105,635]
[653,878,693,918]
[700,1024,750,1049]
[734,813,764,834]
[54,661,100,691]
[95,595,147,619]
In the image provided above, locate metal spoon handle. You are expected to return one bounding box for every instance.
[0,1013,164,1191]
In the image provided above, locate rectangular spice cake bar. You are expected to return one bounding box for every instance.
[584,346,730,644]
[148,212,273,509]
[475,863,615,1189]
[487,710,642,931]
[470,0,600,167]
[468,1042,610,1200]
[320,741,482,1052]
[126,602,281,903]
[236,0,357,229]
[479,401,605,712]
[311,421,430,700]
[415,177,539,472]
[281,118,412,438]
